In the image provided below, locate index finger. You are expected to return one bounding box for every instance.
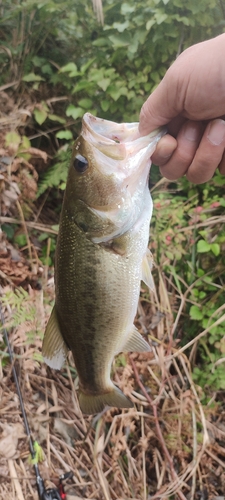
[139,75,181,136]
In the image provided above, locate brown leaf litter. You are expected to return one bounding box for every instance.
[0,277,225,500]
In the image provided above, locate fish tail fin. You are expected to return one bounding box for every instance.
[42,305,68,370]
[79,385,133,414]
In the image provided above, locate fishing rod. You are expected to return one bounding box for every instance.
[0,302,71,500]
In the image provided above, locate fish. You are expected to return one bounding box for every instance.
[42,113,164,414]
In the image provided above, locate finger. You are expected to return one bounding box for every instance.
[186,119,225,183]
[139,68,184,135]
[151,134,177,166]
[159,120,203,180]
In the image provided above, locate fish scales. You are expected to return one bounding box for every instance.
[43,113,165,414]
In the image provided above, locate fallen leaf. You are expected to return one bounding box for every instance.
[0,423,24,459]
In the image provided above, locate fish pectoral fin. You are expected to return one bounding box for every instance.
[42,305,68,370]
[121,326,151,353]
[79,385,133,414]
[142,248,155,291]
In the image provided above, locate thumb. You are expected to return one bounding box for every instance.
[139,73,182,136]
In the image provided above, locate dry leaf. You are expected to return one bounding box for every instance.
[0,423,24,459]
[54,418,78,446]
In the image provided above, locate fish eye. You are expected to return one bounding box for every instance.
[73,154,88,173]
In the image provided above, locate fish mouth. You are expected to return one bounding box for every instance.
[83,113,140,143]
[82,113,165,161]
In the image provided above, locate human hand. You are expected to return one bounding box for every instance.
[139,33,225,183]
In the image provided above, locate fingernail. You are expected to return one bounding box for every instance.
[207,119,225,145]
[184,123,199,141]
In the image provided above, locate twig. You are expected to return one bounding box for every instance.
[190,405,197,500]
[141,405,147,500]
[0,81,19,91]
[129,356,187,500]
[170,311,225,359]
[8,459,25,500]
[0,216,58,234]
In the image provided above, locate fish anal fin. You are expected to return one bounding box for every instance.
[121,326,151,353]
[42,305,68,370]
[79,385,133,414]
[142,248,155,290]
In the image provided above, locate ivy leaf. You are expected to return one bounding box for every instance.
[66,105,83,120]
[190,306,203,321]
[109,34,130,48]
[197,239,211,253]
[48,114,66,124]
[121,3,135,14]
[78,98,93,109]
[155,12,168,24]
[5,131,21,148]
[60,62,78,74]
[146,19,155,31]
[112,21,129,32]
[23,73,44,82]
[97,78,111,91]
[56,130,73,140]
[34,108,48,125]
[108,86,127,101]
[210,243,220,256]
[101,100,110,112]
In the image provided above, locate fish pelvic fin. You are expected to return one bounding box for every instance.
[121,326,151,353]
[142,248,155,291]
[42,305,68,370]
[79,386,133,415]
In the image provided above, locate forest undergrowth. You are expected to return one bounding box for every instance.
[0,87,225,500]
[0,0,225,498]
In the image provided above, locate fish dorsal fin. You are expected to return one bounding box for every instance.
[42,305,68,370]
[142,248,155,291]
[121,326,151,353]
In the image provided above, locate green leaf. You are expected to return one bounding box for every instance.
[210,243,220,256]
[15,234,27,247]
[73,80,94,92]
[197,239,211,253]
[109,34,130,48]
[155,12,168,24]
[78,98,93,109]
[56,130,73,140]
[5,131,21,148]
[101,100,110,112]
[165,251,173,260]
[190,305,203,321]
[112,21,129,32]
[80,58,96,74]
[108,86,127,101]
[65,105,83,120]
[97,78,111,91]
[146,19,155,31]
[60,62,78,73]
[48,114,66,124]
[121,3,135,14]
[23,73,45,82]
[34,108,48,125]
[21,135,31,149]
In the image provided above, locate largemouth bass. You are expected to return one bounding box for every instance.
[43,113,164,414]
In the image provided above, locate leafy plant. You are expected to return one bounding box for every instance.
[0,288,43,343]
[37,147,71,196]
[151,172,225,394]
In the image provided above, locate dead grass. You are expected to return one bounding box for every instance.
[1,269,225,500]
